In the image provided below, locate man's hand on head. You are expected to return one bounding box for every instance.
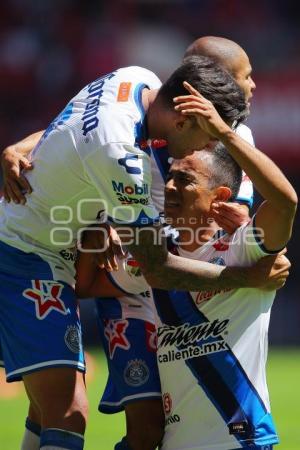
[173,81,231,139]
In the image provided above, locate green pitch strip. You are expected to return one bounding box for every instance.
[0,348,299,449]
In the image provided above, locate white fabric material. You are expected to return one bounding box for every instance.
[158,220,276,450]
[107,220,277,449]
[0,67,161,286]
[235,123,255,202]
[21,428,40,450]
[40,447,69,450]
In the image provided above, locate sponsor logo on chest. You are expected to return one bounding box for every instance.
[112,180,150,205]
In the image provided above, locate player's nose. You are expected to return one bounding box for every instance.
[250,76,256,91]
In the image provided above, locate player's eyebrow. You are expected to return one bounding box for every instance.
[168,168,198,181]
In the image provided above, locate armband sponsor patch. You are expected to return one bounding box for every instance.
[117,82,132,102]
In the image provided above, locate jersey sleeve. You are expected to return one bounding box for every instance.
[235,124,255,208]
[106,256,149,295]
[228,215,280,267]
[82,142,160,226]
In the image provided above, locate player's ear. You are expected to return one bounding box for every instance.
[214,186,232,202]
[174,114,193,133]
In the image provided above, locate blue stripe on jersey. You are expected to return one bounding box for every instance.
[151,145,170,182]
[153,288,278,447]
[235,195,254,208]
[134,83,151,156]
[43,102,74,140]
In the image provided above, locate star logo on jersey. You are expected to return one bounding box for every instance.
[145,322,157,352]
[23,280,69,320]
[104,319,130,359]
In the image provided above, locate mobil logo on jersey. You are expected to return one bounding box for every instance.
[112,180,150,205]
[112,180,149,195]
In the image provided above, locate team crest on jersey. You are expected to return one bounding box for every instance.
[123,359,149,387]
[104,319,130,359]
[23,280,69,320]
[209,256,225,266]
[213,239,229,251]
[64,325,82,354]
[126,259,142,278]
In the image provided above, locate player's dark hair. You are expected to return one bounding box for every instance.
[201,143,242,200]
[158,55,248,126]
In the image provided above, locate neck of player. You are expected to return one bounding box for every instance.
[177,220,220,253]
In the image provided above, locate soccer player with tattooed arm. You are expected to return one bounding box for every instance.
[75,83,296,449]
[0,53,290,448]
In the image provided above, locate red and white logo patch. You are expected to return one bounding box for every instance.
[163,393,173,415]
[23,280,68,320]
[145,322,157,352]
[104,319,130,359]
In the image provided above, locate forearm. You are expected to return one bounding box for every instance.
[9,130,44,157]
[220,129,297,212]
[147,252,250,291]
[131,247,251,291]
[75,250,99,298]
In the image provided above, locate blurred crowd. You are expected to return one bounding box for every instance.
[0,0,299,344]
[1,0,300,151]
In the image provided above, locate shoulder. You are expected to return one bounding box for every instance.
[235,123,255,145]
[114,66,162,89]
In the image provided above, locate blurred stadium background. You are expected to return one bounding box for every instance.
[0,0,299,448]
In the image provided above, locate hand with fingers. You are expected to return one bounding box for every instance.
[210,201,250,234]
[248,249,290,291]
[1,145,33,204]
[79,223,126,272]
[173,81,232,139]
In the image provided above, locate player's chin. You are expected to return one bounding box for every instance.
[164,209,185,226]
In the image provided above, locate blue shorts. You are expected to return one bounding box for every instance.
[230,447,273,450]
[96,303,161,413]
[0,241,85,382]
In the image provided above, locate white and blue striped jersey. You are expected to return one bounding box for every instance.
[107,219,279,449]
[98,122,255,323]
[0,67,161,285]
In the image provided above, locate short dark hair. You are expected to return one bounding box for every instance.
[158,55,248,126]
[199,143,242,200]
